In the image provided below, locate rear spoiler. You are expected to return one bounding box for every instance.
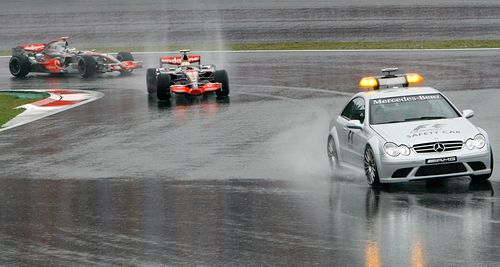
[160,55,201,65]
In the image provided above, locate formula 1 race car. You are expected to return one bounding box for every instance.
[146,50,229,100]
[9,37,142,78]
[327,68,493,185]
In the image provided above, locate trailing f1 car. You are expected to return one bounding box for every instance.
[327,68,493,185]
[9,37,142,78]
[146,50,229,100]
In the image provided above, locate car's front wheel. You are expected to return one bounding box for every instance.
[364,146,381,186]
[471,148,494,182]
[213,69,229,97]
[327,135,340,170]
[116,51,134,62]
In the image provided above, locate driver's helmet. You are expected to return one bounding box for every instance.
[180,60,191,70]
[48,41,67,55]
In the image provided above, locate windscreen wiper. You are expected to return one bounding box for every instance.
[404,116,447,121]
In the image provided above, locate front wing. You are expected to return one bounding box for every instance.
[170,83,221,95]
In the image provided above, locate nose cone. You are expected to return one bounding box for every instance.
[190,88,202,95]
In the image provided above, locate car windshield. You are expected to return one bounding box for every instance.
[369,93,460,125]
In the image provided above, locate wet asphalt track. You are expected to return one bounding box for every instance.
[1,50,500,265]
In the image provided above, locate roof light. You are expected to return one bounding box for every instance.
[360,77,379,89]
[405,73,424,84]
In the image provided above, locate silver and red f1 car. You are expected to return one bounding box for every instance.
[9,37,142,78]
[146,50,229,100]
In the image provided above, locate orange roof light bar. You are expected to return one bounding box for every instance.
[405,73,424,84]
[359,77,379,89]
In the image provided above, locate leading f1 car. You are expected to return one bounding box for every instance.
[327,68,493,185]
[146,50,229,100]
[9,37,142,78]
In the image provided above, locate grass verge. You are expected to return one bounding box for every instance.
[2,39,500,56]
[0,93,47,127]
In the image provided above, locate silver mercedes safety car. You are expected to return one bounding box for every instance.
[327,68,493,185]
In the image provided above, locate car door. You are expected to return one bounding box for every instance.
[337,97,366,165]
[349,98,367,168]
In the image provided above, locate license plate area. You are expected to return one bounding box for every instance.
[426,156,457,164]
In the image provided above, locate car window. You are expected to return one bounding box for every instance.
[370,93,460,125]
[341,97,365,123]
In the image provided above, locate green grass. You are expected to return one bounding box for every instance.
[227,40,500,50]
[2,39,500,56]
[0,93,47,127]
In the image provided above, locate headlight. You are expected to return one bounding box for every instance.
[474,134,486,149]
[384,142,400,157]
[465,139,475,150]
[398,145,411,156]
[384,143,411,157]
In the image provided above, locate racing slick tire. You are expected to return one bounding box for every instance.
[9,55,31,77]
[364,146,381,186]
[157,73,171,100]
[146,68,157,94]
[327,135,340,170]
[116,52,134,62]
[470,148,494,182]
[78,55,97,78]
[214,70,229,97]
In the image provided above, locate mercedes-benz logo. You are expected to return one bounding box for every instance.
[434,142,445,152]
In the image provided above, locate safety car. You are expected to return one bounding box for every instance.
[327,68,493,185]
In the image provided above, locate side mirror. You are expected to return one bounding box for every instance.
[462,109,474,119]
[347,120,363,130]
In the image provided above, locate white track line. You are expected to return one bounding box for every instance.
[2,47,500,58]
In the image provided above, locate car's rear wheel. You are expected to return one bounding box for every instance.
[9,55,31,77]
[78,55,97,78]
[364,146,381,186]
[327,135,340,170]
[213,69,229,97]
[157,73,171,100]
[146,68,157,94]
[471,148,494,182]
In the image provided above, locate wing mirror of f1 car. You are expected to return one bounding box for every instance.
[347,120,364,130]
[462,109,474,119]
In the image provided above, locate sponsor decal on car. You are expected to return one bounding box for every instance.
[22,44,46,52]
[161,56,201,65]
[406,123,460,138]
[425,156,457,164]
[371,94,441,105]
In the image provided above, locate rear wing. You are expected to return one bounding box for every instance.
[12,43,46,56]
[160,55,201,66]
[12,37,69,56]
